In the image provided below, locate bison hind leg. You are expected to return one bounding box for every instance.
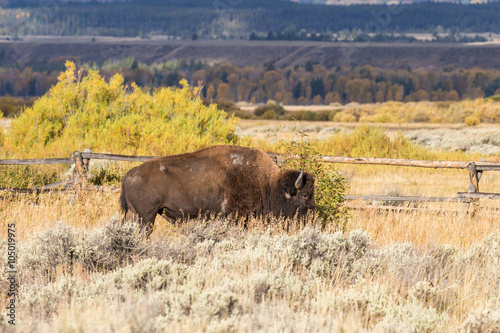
[121,203,139,224]
[121,204,158,238]
[135,209,159,238]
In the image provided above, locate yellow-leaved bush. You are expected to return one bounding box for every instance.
[2,61,239,158]
[331,100,500,125]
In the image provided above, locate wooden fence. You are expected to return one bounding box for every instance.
[269,154,500,203]
[2,150,500,214]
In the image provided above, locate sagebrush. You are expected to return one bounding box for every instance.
[2,220,500,332]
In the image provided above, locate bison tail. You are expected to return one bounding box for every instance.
[119,187,127,216]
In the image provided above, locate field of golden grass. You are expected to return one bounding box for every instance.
[1,169,500,331]
[1,116,500,331]
[2,163,499,246]
[1,183,499,332]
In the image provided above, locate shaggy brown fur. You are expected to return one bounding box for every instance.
[120,145,315,236]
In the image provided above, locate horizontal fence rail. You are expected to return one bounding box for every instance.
[0,178,76,193]
[3,152,500,170]
[268,153,500,171]
[80,152,158,163]
[457,192,500,200]
[344,195,468,203]
[0,158,74,165]
[0,154,157,165]
[1,151,499,216]
[316,156,500,171]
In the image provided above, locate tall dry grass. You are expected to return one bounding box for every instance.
[339,164,500,197]
[0,191,122,241]
[1,208,499,332]
[2,163,499,246]
[1,159,500,332]
[347,202,500,248]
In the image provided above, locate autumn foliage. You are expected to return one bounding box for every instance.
[1,62,239,158]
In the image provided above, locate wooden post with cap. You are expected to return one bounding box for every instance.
[72,151,88,189]
[462,161,484,217]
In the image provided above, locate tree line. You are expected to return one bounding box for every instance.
[1,59,500,117]
[187,62,500,105]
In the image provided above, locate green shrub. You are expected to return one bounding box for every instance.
[0,96,36,118]
[21,275,79,318]
[207,99,240,113]
[112,258,176,290]
[78,159,127,186]
[228,109,255,119]
[317,125,434,160]
[254,103,285,118]
[278,110,330,121]
[0,165,60,189]
[288,228,371,279]
[376,297,448,332]
[302,111,318,121]
[19,222,78,280]
[87,162,123,186]
[279,129,350,230]
[316,111,331,121]
[279,112,295,121]
[17,220,151,281]
[488,94,500,102]
[329,109,343,121]
[75,220,148,271]
[261,110,278,120]
[462,298,500,333]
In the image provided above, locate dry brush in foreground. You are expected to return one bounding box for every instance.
[0,211,499,332]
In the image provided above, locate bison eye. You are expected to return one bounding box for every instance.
[302,193,309,199]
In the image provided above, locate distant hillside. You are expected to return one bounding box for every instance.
[291,0,498,4]
[8,0,500,4]
[2,38,500,70]
[1,1,500,39]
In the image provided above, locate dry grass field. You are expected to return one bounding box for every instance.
[2,162,499,245]
[1,117,500,332]
[1,187,499,332]
[1,160,500,332]
[238,120,500,157]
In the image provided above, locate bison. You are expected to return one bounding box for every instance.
[119,145,315,236]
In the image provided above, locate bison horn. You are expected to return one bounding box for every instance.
[295,170,304,190]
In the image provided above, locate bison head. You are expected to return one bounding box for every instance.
[276,170,315,219]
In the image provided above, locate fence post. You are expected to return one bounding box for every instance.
[467,162,481,193]
[463,161,484,217]
[83,148,92,180]
[72,151,88,189]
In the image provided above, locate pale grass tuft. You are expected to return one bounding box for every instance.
[461,298,500,333]
[18,221,77,281]
[75,219,148,270]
